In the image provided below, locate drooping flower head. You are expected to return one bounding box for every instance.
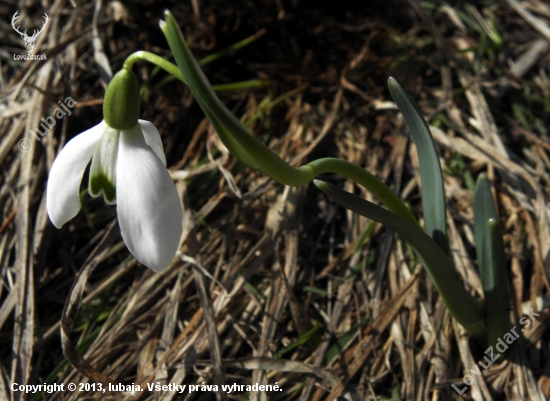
[47,68,183,273]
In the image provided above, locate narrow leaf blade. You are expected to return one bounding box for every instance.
[475,175,510,348]
[388,77,448,254]
[473,173,497,277]
[483,219,511,349]
[161,11,310,186]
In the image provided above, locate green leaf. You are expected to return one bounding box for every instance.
[160,10,312,186]
[474,174,497,277]
[313,179,485,338]
[483,219,510,350]
[474,174,510,348]
[388,77,449,254]
[160,11,420,228]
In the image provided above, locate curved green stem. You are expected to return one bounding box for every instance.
[307,158,419,227]
[124,51,187,83]
[124,52,270,92]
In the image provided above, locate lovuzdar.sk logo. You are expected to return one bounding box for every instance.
[11,10,48,61]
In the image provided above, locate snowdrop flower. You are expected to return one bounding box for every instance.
[47,68,182,273]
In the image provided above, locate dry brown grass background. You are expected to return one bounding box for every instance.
[1,0,550,400]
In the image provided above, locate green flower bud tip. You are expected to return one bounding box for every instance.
[103,68,141,129]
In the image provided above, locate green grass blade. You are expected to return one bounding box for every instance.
[325,319,367,365]
[274,319,322,358]
[388,77,449,254]
[198,28,266,66]
[354,221,376,253]
[313,179,485,338]
[212,80,273,91]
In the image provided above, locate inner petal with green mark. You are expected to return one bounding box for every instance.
[89,125,120,204]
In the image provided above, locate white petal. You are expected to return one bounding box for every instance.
[116,128,182,272]
[138,119,167,166]
[46,122,104,228]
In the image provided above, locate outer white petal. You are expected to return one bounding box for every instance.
[116,128,182,273]
[138,119,167,166]
[46,122,104,228]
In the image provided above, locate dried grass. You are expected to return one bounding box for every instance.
[1,0,550,400]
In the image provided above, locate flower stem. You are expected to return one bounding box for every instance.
[124,51,187,84]
[123,52,272,92]
[306,158,419,227]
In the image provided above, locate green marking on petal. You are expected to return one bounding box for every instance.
[89,126,120,204]
[90,174,116,203]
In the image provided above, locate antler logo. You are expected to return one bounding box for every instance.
[11,11,49,54]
